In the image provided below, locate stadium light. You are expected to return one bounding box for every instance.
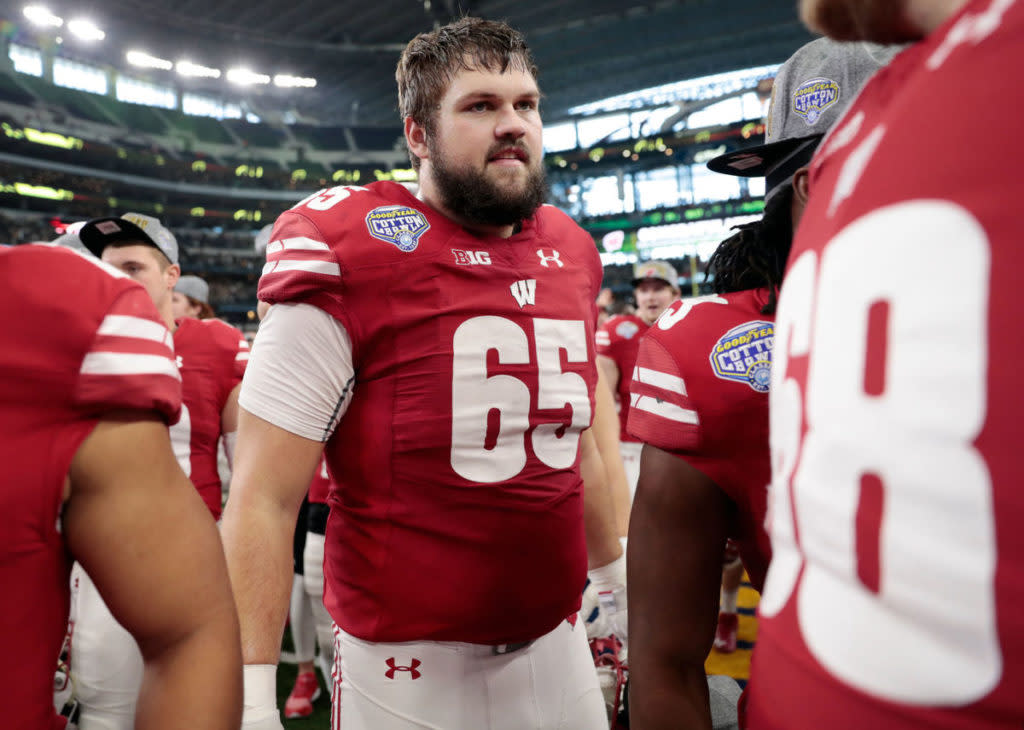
[23,5,62,28]
[127,50,173,70]
[274,74,317,89]
[177,60,221,79]
[227,67,270,86]
[67,18,105,41]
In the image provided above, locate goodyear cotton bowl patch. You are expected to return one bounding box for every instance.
[365,205,430,252]
[709,320,774,392]
[792,77,840,126]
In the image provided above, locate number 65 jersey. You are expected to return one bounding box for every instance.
[749,1,1024,728]
[252,181,602,645]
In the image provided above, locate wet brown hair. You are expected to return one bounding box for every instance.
[396,17,538,170]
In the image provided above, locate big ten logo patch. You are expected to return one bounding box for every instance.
[452,249,492,265]
[709,320,774,392]
[384,657,422,679]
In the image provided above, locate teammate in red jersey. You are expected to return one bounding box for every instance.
[746,1,1024,727]
[627,36,899,729]
[65,213,248,729]
[596,259,679,531]
[0,244,241,730]
[222,17,612,730]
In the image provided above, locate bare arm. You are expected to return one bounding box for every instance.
[221,382,241,435]
[627,444,734,730]
[219,407,323,665]
[593,360,632,536]
[63,413,242,730]
[580,428,622,569]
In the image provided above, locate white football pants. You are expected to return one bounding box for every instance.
[303,530,335,682]
[330,616,606,730]
[620,440,643,503]
[68,563,141,730]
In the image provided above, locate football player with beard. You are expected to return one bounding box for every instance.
[751,0,1024,728]
[222,17,621,730]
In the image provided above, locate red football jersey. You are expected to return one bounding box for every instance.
[170,317,248,518]
[626,290,773,591]
[596,313,649,442]
[259,181,602,644]
[749,1,1024,727]
[0,245,180,730]
[308,457,331,505]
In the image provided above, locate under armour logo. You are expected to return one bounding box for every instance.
[536,249,563,268]
[384,657,422,680]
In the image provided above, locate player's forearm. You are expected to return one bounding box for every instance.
[134,604,243,729]
[220,497,296,664]
[628,663,713,730]
[580,431,623,569]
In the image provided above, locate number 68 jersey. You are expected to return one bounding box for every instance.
[253,181,602,645]
[749,1,1024,727]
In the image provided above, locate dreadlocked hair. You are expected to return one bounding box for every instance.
[705,183,795,315]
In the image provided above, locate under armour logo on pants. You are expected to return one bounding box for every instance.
[384,657,422,679]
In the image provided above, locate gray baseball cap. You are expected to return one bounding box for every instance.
[254,223,273,255]
[80,212,179,264]
[708,38,903,200]
[175,275,209,304]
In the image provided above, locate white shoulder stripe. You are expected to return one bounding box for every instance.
[266,237,330,255]
[632,365,687,396]
[630,392,698,425]
[235,351,250,361]
[263,260,341,277]
[97,315,173,348]
[81,352,181,380]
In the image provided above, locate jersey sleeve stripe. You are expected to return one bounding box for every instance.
[266,236,331,255]
[80,352,181,380]
[632,365,687,395]
[262,260,342,278]
[97,314,173,348]
[630,392,699,425]
[236,351,250,361]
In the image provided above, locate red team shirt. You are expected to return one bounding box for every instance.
[596,313,648,442]
[749,1,1024,727]
[626,290,773,590]
[258,181,603,644]
[170,317,248,518]
[309,457,331,505]
[0,245,180,730]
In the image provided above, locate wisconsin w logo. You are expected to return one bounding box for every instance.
[510,279,536,308]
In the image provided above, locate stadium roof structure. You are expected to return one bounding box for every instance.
[10,0,815,126]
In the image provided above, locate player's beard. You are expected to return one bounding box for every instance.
[800,0,922,42]
[429,141,548,227]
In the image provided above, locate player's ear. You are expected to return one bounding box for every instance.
[791,166,812,229]
[166,263,181,290]
[405,117,429,163]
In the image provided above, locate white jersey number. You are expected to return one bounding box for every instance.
[763,201,1000,705]
[451,316,591,483]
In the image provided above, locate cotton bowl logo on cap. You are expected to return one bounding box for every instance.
[792,77,840,125]
[365,205,429,252]
[709,320,774,392]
